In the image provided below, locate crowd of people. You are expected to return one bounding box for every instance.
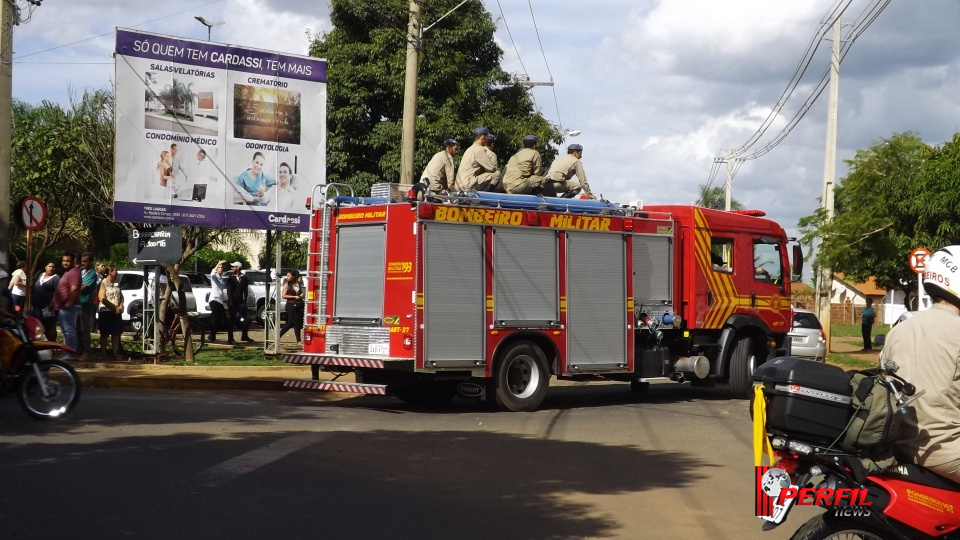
[7,253,307,360]
[419,126,595,200]
[13,252,126,361]
[206,260,304,348]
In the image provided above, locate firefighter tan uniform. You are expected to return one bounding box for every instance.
[502,136,543,194]
[546,144,594,199]
[420,139,458,192]
[456,127,500,191]
[483,133,502,191]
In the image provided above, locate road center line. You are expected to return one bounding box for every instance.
[195,432,328,487]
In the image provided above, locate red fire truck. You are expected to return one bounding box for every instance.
[283,184,803,411]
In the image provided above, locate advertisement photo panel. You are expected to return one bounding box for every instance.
[114,29,326,231]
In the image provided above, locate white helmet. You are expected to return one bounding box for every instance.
[923,245,960,306]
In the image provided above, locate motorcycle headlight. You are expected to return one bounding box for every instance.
[25,315,45,340]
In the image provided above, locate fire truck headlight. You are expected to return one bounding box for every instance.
[771,436,787,449]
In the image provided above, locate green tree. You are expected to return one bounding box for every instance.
[308,0,561,193]
[11,90,122,282]
[695,184,744,210]
[258,232,307,270]
[798,132,941,308]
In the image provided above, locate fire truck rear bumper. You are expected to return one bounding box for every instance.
[283,380,388,395]
[283,353,413,369]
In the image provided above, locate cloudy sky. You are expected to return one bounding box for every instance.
[11,0,960,237]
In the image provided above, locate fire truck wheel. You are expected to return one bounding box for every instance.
[495,342,549,412]
[729,337,755,399]
[394,382,457,407]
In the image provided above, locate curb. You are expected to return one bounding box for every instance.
[81,375,290,392]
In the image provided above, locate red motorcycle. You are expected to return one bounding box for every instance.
[0,309,81,420]
[754,357,960,539]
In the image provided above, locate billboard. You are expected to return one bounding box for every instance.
[113,29,327,231]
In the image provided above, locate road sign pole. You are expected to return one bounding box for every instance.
[25,229,31,312]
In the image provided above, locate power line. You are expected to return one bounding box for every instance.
[705,0,891,192]
[493,0,532,83]
[13,0,226,60]
[526,0,564,133]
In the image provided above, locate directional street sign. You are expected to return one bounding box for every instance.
[909,247,931,275]
[128,227,182,265]
[15,196,46,231]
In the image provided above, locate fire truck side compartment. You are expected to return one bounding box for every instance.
[632,233,673,309]
[492,228,559,326]
[423,222,485,367]
[565,231,628,371]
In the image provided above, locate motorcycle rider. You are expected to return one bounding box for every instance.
[884,245,960,483]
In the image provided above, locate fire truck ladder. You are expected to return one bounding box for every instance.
[305,183,354,329]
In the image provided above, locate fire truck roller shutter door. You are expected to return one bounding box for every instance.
[566,232,628,370]
[334,225,386,321]
[423,223,485,366]
[494,228,559,325]
[632,234,674,311]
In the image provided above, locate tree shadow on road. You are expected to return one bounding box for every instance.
[0,421,708,540]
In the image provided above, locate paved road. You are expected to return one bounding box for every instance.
[0,384,817,539]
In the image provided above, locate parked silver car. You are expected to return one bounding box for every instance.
[789,308,826,362]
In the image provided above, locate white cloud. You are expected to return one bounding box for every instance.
[11,0,960,237]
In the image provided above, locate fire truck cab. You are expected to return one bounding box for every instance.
[283,184,802,411]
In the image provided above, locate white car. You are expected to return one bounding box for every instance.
[183,272,214,321]
[241,269,280,324]
[788,308,827,362]
[118,269,198,332]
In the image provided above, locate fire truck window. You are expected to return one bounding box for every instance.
[753,241,783,284]
[711,238,733,273]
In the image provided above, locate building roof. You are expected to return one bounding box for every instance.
[834,272,886,297]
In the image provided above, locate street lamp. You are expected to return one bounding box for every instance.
[194,15,224,41]
[563,129,582,138]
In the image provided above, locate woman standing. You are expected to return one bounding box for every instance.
[8,261,27,312]
[97,266,125,360]
[278,270,304,346]
[30,262,59,341]
[860,298,876,352]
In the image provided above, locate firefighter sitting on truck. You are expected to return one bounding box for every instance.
[455,126,500,192]
[545,143,594,199]
[502,135,544,195]
[420,138,459,194]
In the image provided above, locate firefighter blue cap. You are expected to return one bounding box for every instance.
[523,135,538,145]
[472,126,489,136]
[568,143,583,152]
[485,133,496,143]
[442,138,458,147]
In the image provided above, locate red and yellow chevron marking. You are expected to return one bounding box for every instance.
[694,210,784,328]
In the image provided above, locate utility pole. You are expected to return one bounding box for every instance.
[724,148,733,211]
[399,0,423,185]
[0,0,14,277]
[817,17,841,351]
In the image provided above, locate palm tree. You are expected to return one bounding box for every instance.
[695,184,744,211]
[172,80,196,120]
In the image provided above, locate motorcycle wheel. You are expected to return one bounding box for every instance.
[791,513,888,540]
[17,359,81,420]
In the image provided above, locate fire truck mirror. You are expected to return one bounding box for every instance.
[791,244,804,282]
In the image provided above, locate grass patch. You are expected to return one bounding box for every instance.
[162,347,289,366]
[826,354,880,370]
[829,324,863,338]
